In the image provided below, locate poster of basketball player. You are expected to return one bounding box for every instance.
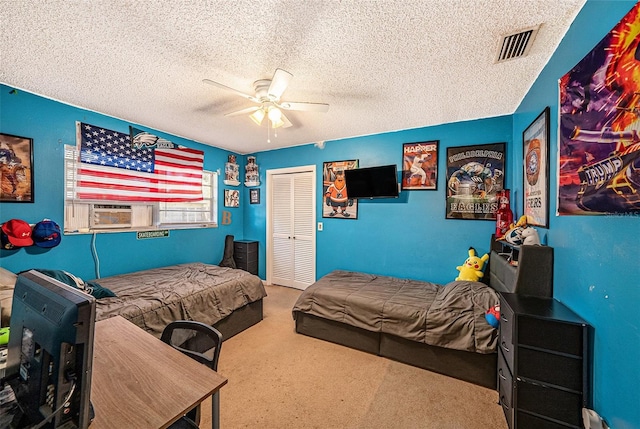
[322,160,358,219]
[401,141,438,190]
[0,133,33,203]
[446,142,506,220]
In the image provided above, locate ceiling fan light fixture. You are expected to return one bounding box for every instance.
[205,68,328,131]
[271,118,285,129]
[268,106,282,122]
[250,108,265,125]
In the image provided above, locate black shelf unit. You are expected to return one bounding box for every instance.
[498,293,592,429]
[233,240,258,275]
[489,239,554,299]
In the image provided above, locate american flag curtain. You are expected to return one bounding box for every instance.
[74,122,204,202]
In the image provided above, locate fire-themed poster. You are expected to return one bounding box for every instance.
[401,141,438,190]
[446,142,506,220]
[558,2,640,215]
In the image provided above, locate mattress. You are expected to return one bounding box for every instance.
[292,270,499,353]
[95,263,267,337]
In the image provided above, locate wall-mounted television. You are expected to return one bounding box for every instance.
[344,164,399,199]
[3,270,96,429]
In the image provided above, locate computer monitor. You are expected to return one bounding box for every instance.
[3,270,96,429]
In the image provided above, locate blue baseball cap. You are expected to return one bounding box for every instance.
[32,219,62,248]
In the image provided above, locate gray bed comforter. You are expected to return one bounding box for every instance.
[95,263,267,337]
[292,270,499,353]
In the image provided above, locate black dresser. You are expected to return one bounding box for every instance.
[498,293,591,429]
[233,240,258,275]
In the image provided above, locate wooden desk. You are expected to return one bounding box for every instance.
[90,316,227,429]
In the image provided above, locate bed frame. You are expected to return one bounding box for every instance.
[213,298,263,341]
[294,237,553,389]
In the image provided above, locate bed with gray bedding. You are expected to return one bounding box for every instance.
[293,271,499,353]
[293,271,499,387]
[95,263,267,340]
[292,240,554,388]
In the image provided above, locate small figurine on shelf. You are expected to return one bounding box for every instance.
[244,156,260,187]
[224,154,240,186]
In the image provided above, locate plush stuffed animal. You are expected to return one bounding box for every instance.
[499,215,529,245]
[521,227,541,245]
[455,247,489,282]
[485,304,500,328]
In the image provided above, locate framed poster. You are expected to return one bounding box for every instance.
[0,133,34,203]
[445,142,506,220]
[322,160,358,219]
[249,188,260,204]
[224,189,239,207]
[523,107,550,227]
[401,140,438,190]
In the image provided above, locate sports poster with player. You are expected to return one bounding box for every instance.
[401,141,438,190]
[322,160,358,219]
[523,107,550,227]
[558,2,640,215]
[445,142,506,220]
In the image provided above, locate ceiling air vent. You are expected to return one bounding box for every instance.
[495,25,540,63]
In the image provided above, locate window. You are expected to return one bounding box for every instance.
[64,145,217,233]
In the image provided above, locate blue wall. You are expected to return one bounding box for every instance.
[0,86,245,280]
[512,1,639,428]
[245,116,513,284]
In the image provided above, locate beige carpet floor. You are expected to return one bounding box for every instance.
[200,284,508,429]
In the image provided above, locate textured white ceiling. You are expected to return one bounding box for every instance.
[1,0,585,154]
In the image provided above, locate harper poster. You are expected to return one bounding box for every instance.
[401,141,438,190]
[446,142,506,220]
[558,2,640,215]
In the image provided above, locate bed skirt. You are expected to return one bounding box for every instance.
[294,311,497,389]
[214,299,263,341]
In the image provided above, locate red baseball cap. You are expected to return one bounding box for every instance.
[1,219,34,247]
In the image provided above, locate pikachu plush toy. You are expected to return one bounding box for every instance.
[455,247,489,282]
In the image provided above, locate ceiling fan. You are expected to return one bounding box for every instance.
[203,68,329,129]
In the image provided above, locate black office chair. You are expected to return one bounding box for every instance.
[161,320,223,429]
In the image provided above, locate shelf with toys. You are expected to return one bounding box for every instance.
[489,234,554,299]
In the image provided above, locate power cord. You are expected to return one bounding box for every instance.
[91,232,100,279]
[29,378,77,429]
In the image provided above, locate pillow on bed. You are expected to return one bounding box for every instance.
[26,269,117,299]
[0,267,17,327]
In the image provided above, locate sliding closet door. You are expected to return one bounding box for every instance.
[267,166,316,290]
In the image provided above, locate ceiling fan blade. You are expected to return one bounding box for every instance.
[278,101,330,113]
[203,79,260,103]
[224,106,261,117]
[268,69,293,99]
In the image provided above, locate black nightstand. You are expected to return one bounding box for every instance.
[498,293,591,429]
[233,240,258,275]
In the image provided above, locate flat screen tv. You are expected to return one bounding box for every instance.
[344,164,399,199]
[3,270,96,429]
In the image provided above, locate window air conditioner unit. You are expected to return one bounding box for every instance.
[90,204,133,229]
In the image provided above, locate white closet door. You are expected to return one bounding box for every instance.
[267,167,316,290]
[271,174,294,287]
[292,171,315,289]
